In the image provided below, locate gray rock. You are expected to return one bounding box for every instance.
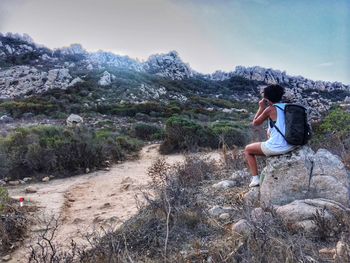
[335,240,350,262]
[42,176,50,182]
[23,177,33,182]
[0,115,14,123]
[66,114,83,127]
[231,219,252,236]
[260,146,314,207]
[219,213,230,220]
[208,205,233,217]
[98,71,113,86]
[260,146,350,208]
[8,180,20,186]
[25,186,38,193]
[212,180,237,190]
[309,149,350,206]
[275,198,349,235]
[0,180,6,186]
[2,255,11,262]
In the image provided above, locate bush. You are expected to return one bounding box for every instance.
[160,117,249,154]
[116,136,143,154]
[0,126,143,180]
[133,123,164,141]
[160,116,210,153]
[0,187,9,213]
[311,108,350,167]
[210,121,249,148]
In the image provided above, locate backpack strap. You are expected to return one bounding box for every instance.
[269,104,287,141]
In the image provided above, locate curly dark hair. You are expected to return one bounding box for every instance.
[263,84,284,103]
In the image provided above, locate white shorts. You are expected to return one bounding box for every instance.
[261,142,295,157]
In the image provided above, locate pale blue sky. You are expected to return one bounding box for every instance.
[0,0,349,83]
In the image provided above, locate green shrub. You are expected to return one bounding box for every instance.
[0,126,142,180]
[319,108,350,138]
[160,116,250,154]
[210,121,249,147]
[0,187,9,213]
[0,100,57,118]
[160,116,209,153]
[311,108,350,167]
[133,123,164,141]
[116,136,143,154]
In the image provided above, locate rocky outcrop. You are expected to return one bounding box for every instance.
[208,66,349,93]
[98,71,114,86]
[144,51,194,80]
[260,147,350,208]
[0,66,74,98]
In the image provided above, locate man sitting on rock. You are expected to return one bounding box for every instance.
[244,84,296,187]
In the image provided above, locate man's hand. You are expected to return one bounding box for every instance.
[259,98,268,108]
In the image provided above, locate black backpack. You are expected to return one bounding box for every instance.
[269,104,312,146]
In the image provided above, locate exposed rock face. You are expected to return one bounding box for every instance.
[207,66,350,121]
[260,147,350,207]
[209,66,349,93]
[98,71,114,86]
[89,51,144,72]
[144,51,193,80]
[0,66,73,98]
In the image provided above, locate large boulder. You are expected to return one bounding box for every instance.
[260,146,313,207]
[309,149,350,206]
[260,147,350,208]
[66,114,83,127]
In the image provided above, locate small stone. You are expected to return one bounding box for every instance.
[212,180,236,190]
[25,186,38,193]
[101,202,111,209]
[318,248,336,259]
[85,168,90,174]
[231,219,252,236]
[104,167,110,171]
[23,177,32,182]
[335,240,350,261]
[219,213,230,220]
[68,197,75,202]
[8,180,20,186]
[42,176,50,182]
[0,180,6,186]
[2,255,11,261]
[208,205,233,217]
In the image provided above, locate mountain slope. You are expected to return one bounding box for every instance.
[0,32,349,121]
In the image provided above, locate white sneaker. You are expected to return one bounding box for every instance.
[249,176,260,187]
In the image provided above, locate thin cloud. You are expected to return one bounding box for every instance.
[317,62,334,67]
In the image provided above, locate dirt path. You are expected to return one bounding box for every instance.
[7,144,193,262]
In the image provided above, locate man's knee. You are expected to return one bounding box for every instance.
[244,145,251,157]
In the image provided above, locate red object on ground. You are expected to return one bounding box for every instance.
[19,197,24,202]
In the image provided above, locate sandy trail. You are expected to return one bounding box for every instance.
[7,144,190,262]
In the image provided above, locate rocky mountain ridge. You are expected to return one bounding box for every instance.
[0,33,349,121]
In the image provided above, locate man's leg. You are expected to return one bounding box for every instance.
[244,142,265,187]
